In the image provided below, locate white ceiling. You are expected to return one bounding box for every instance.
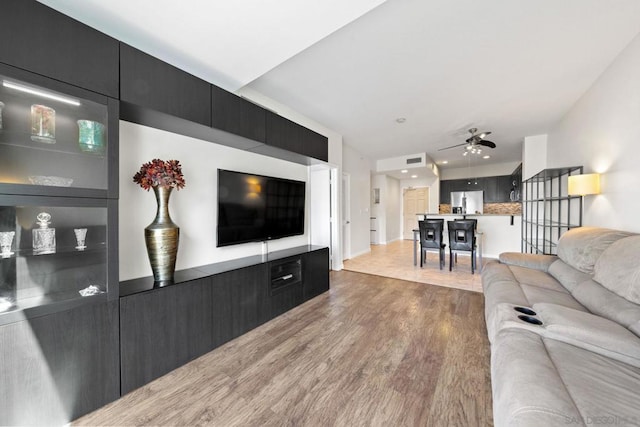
[38,0,640,170]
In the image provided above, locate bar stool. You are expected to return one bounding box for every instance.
[447,220,477,274]
[418,219,446,269]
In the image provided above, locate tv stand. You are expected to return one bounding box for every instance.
[119,245,329,394]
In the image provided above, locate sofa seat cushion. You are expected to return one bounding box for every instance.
[491,329,583,427]
[546,338,640,425]
[509,265,567,293]
[519,284,586,311]
[547,260,592,293]
[556,227,634,274]
[593,235,640,305]
[492,328,640,427]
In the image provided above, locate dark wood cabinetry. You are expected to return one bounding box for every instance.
[119,246,329,394]
[440,175,513,203]
[266,111,328,162]
[0,300,119,426]
[304,248,330,300]
[211,85,266,142]
[0,0,119,97]
[119,277,213,394]
[120,44,211,126]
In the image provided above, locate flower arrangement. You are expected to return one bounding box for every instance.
[133,159,186,191]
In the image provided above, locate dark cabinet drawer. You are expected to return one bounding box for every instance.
[120,43,211,126]
[211,85,266,142]
[0,0,119,97]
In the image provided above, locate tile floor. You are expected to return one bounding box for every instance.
[343,239,486,293]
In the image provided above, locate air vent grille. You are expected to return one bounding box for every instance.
[406,157,422,164]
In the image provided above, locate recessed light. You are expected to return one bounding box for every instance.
[395,117,406,123]
[411,175,418,178]
[441,160,448,164]
[483,155,490,159]
[400,169,408,173]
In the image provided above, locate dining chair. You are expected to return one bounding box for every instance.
[447,220,477,274]
[418,219,446,269]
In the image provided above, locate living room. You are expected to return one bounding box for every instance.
[1,1,640,425]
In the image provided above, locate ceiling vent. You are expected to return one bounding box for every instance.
[406,157,422,164]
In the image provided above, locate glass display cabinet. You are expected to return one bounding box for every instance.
[0,63,117,323]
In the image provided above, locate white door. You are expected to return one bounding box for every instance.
[342,173,351,260]
[403,187,429,240]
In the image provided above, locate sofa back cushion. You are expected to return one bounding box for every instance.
[557,227,634,274]
[594,235,640,305]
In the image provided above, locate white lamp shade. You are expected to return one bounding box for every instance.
[568,173,600,196]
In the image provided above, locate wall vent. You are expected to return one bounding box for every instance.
[406,157,422,164]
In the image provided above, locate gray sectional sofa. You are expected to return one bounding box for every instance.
[482,227,640,426]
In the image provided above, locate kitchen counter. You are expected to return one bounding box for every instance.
[415,214,521,258]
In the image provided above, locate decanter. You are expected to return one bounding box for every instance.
[33,212,56,254]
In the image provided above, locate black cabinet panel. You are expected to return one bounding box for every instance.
[497,175,513,202]
[211,85,266,142]
[0,0,119,97]
[213,264,269,341]
[271,284,303,318]
[265,111,328,161]
[120,44,211,126]
[119,278,212,394]
[0,300,119,425]
[303,248,330,301]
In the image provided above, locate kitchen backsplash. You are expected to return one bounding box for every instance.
[439,203,522,215]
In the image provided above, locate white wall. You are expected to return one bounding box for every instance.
[343,144,372,257]
[440,161,521,180]
[385,175,401,242]
[522,135,548,180]
[119,121,309,281]
[546,32,640,232]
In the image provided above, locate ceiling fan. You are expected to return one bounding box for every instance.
[438,128,497,153]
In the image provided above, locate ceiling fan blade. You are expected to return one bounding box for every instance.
[466,130,492,143]
[438,142,469,151]
[477,140,496,149]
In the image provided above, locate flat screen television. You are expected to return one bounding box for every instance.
[217,169,306,247]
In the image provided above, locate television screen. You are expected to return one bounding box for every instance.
[217,169,306,247]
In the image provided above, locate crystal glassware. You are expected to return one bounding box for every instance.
[32,212,56,254]
[74,228,87,250]
[30,104,56,144]
[77,120,105,155]
[0,231,15,257]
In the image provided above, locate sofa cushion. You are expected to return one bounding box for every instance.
[556,227,633,274]
[593,235,640,305]
[519,284,586,312]
[509,265,567,293]
[491,329,583,427]
[570,279,640,337]
[498,252,558,272]
[547,259,592,293]
[534,303,640,368]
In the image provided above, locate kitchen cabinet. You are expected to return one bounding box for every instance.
[120,43,211,126]
[211,85,266,142]
[0,0,119,98]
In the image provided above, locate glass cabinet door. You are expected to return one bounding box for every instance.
[0,201,109,315]
[0,68,109,192]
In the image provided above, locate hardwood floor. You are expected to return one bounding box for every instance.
[344,240,485,293]
[74,270,493,426]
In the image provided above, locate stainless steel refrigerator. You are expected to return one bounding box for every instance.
[451,190,484,214]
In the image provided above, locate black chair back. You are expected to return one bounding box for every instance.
[448,220,475,251]
[419,219,444,250]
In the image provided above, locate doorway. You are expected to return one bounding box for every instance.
[403,187,429,240]
[342,172,351,260]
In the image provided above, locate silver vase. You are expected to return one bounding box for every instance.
[145,186,179,286]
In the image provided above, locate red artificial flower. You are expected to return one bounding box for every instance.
[133,159,186,190]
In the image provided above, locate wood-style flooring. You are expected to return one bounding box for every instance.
[344,240,485,293]
[74,270,492,426]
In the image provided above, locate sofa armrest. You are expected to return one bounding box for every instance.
[533,303,640,368]
[499,252,558,272]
